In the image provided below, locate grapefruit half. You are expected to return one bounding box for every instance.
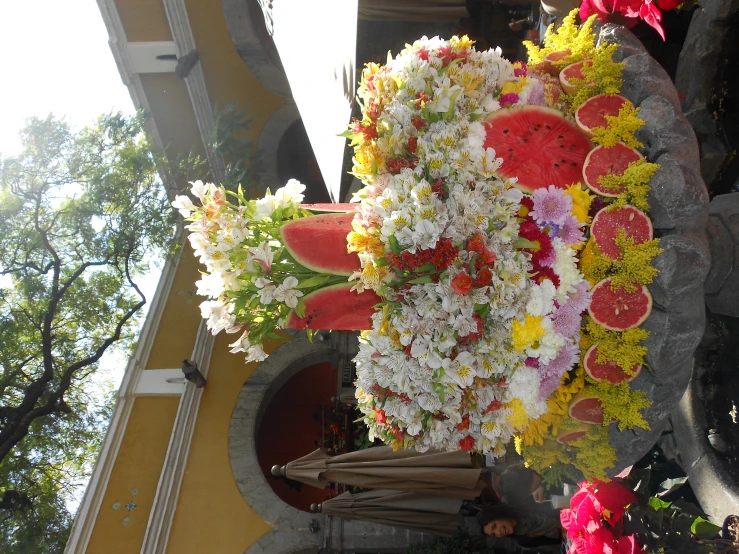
[588,278,653,331]
[569,392,606,424]
[583,344,642,384]
[575,94,634,137]
[556,423,591,444]
[559,60,593,95]
[590,205,653,260]
[582,143,644,197]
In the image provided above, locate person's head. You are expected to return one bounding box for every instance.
[498,463,541,503]
[477,504,522,538]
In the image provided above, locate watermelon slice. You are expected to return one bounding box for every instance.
[588,278,653,331]
[583,344,642,384]
[582,143,643,197]
[281,213,358,276]
[301,203,358,213]
[483,106,591,192]
[569,392,606,424]
[591,205,653,260]
[575,94,634,137]
[559,60,593,95]
[286,283,380,330]
[556,423,591,444]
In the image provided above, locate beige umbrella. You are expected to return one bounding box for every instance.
[311,489,463,536]
[271,446,485,499]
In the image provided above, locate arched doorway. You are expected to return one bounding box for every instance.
[256,360,336,512]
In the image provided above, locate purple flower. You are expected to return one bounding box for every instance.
[552,304,582,337]
[564,280,592,314]
[557,216,585,245]
[500,92,519,107]
[526,80,546,106]
[525,357,540,368]
[531,185,573,226]
[538,341,580,400]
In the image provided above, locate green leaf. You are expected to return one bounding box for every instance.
[690,516,721,539]
[657,477,688,497]
[417,263,436,273]
[388,234,402,254]
[648,497,672,510]
[375,257,389,267]
[408,275,433,284]
[295,274,330,289]
[672,516,694,534]
[672,498,707,518]
[513,237,538,250]
[294,299,307,318]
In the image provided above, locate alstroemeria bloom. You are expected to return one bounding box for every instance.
[273,276,303,308]
[248,242,274,273]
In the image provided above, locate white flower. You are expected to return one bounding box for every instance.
[442,351,477,388]
[275,179,306,207]
[273,276,303,308]
[229,331,251,354]
[172,195,197,218]
[245,344,268,363]
[195,271,225,298]
[255,277,276,304]
[247,242,274,273]
[200,300,235,334]
[254,194,277,220]
[190,180,215,202]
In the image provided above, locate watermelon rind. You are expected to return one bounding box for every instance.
[569,392,606,424]
[588,278,653,331]
[483,105,591,193]
[575,94,633,138]
[286,282,380,330]
[590,205,653,260]
[301,203,358,213]
[582,143,644,197]
[583,344,642,384]
[280,213,358,276]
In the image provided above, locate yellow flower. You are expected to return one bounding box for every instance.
[565,183,593,224]
[512,314,546,351]
[450,35,474,51]
[591,104,645,148]
[347,230,384,256]
[506,398,530,431]
[501,77,527,95]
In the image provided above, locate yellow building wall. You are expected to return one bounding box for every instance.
[164,335,286,553]
[86,397,180,554]
[114,0,172,42]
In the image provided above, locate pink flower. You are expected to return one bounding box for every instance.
[499,92,519,107]
[553,304,582,337]
[538,341,580,399]
[565,281,592,314]
[558,216,585,245]
[532,185,574,226]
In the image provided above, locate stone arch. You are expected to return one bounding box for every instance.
[228,337,334,554]
[220,0,292,99]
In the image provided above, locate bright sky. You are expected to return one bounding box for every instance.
[0,1,162,385]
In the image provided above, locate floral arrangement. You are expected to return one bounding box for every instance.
[516,13,662,483]
[346,36,590,455]
[561,470,734,554]
[172,180,348,362]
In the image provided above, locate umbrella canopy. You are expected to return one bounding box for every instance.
[313,489,464,536]
[271,0,358,202]
[274,446,485,499]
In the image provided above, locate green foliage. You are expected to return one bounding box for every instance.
[209,103,261,196]
[0,112,193,550]
[405,531,498,554]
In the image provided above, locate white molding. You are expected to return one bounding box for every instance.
[63,239,183,554]
[140,323,214,554]
[162,0,227,185]
[127,42,178,74]
[134,369,186,396]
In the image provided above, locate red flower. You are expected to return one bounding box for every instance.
[467,233,486,253]
[459,435,476,451]
[518,195,534,219]
[415,91,429,109]
[475,267,493,287]
[411,116,426,130]
[391,426,405,442]
[386,158,416,174]
[375,409,387,424]
[366,99,381,121]
[431,177,447,199]
[519,221,554,267]
[407,136,418,155]
[431,237,458,270]
[457,415,471,431]
[531,265,560,288]
[416,47,429,61]
[484,399,503,413]
[452,271,474,295]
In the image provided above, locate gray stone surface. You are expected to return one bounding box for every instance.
[704,193,739,317]
[620,53,682,113]
[642,293,706,379]
[634,95,701,172]
[648,233,711,308]
[647,152,709,231]
[675,0,739,185]
[670,371,739,524]
[597,24,647,62]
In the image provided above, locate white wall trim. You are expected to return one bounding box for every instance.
[63,240,183,554]
[127,41,178,74]
[140,323,214,554]
[134,369,186,396]
[162,0,227,185]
